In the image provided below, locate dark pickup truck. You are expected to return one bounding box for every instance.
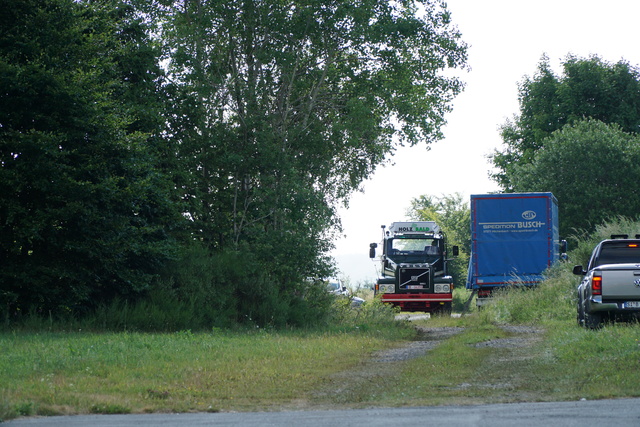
[573,235,640,328]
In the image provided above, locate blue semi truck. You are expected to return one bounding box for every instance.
[466,193,566,306]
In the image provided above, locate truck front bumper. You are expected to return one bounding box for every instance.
[380,293,452,303]
[380,293,452,312]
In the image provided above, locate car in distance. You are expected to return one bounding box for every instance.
[324,278,365,307]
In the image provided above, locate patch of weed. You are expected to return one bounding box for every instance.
[90,403,131,414]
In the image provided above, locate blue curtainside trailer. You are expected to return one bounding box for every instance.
[466,193,565,306]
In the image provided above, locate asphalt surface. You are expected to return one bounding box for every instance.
[5,398,640,426]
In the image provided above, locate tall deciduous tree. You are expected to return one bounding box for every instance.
[510,119,640,236]
[0,0,179,315]
[491,55,640,190]
[159,0,468,281]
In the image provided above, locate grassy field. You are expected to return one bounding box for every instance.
[0,325,414,419]
[3,258,640,421]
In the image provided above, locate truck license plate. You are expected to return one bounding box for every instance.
[624,301,640,308]
[408,285,423,289]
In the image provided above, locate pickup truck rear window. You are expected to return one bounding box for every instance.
[595,243,640,267]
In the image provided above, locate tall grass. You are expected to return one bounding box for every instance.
[0,330,381,419]
[327,296,411,338]
[0,298,413,421]
[476,263,576,325]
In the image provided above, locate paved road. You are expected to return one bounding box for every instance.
[6,398,640,426]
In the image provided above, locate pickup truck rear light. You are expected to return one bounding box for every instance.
[592,273,602,296]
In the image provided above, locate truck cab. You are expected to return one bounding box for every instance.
[370,221,458,312]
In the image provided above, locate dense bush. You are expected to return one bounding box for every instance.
[83,242,337,331]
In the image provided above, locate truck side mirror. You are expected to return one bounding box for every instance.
[572,265,586,276]
[369,243,377,258]
[452,246,459,257]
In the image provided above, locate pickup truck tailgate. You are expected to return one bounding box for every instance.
[601,264,640,300]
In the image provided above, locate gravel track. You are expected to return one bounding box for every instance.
[307,322,545,408]
[372,326,464,362]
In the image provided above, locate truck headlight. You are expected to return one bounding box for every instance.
[379,284,395,294]
[435,284,451,293]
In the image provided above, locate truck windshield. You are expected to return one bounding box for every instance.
[391,238,440,255]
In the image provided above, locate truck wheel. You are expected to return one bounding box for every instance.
[583,310,602,329]
[576,293,585,326]
[440,302,452,315]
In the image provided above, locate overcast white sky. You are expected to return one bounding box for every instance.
[333,0,640,284]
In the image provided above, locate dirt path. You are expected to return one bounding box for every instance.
[308,326,465,407]
[373,326,464,362]
[306,324,544,408]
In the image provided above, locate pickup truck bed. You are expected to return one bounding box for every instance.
[574,237,640,328]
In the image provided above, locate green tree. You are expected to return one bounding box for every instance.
[510,119,640,235]
[491,55,640,190]
[0,0,179,316]
[407,193,470,287]
[159,0,468,277]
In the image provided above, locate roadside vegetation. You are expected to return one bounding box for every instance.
[0,298,413,421]
[4,218,640,422]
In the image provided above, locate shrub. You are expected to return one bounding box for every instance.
[477,263,576,325]
[102,241,337,331]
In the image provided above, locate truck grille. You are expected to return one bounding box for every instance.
[398,265,431,290]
